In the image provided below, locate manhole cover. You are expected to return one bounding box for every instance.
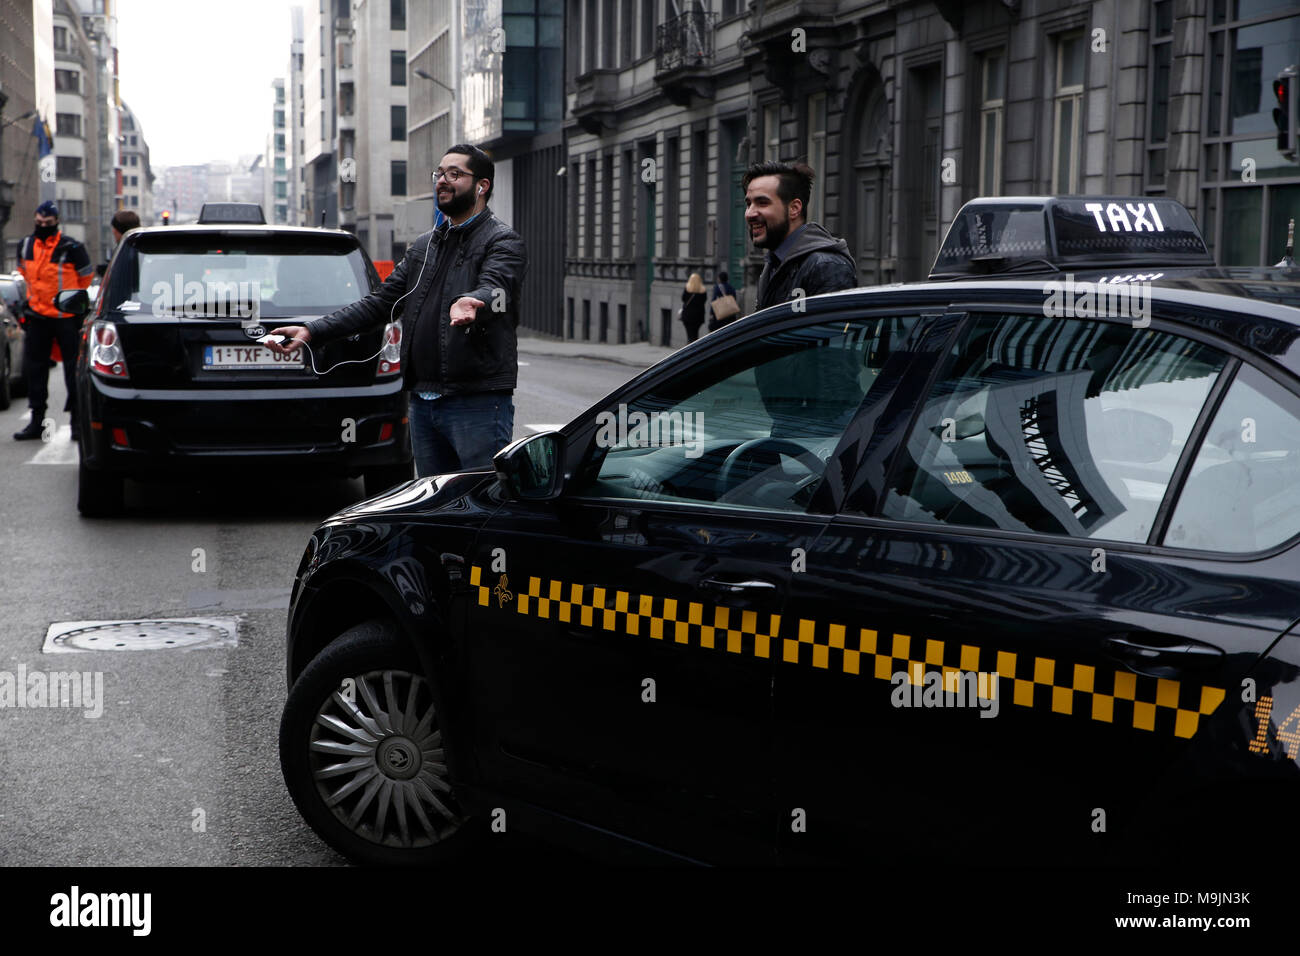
[43,618,239,654]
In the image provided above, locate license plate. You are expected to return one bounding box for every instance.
[203,345,304,369]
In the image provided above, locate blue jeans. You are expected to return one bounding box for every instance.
[408,392,514,477]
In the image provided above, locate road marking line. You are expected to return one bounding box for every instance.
[26,426,77,465]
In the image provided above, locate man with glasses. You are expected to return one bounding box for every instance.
[269,144,527,479]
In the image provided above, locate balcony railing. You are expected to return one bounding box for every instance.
[656,10,717,75]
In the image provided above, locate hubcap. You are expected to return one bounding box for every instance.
[308,668,464,849]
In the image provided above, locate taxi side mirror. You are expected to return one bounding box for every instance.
[494,431,564,500]
[55,289,90,316]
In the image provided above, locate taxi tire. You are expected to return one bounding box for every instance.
[279,619,479,866]
[77,458,124,517]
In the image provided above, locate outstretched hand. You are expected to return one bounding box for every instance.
[265,326,311,354]
[449,297,486,327]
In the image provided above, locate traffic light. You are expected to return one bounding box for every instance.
[1274,66,1298,161]
[161,210,170,226]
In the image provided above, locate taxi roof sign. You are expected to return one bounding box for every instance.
[930,196,1214,279]
[197,202,267,225]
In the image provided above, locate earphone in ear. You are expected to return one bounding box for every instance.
[477,185,484,195]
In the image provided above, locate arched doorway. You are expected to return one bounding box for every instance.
[847,75,892,286]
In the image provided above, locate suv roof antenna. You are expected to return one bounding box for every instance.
[1276,218,1296,268]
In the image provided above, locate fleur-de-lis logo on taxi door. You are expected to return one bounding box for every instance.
[494,574,514,608]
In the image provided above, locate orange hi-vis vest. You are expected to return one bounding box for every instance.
[17,230,92,318]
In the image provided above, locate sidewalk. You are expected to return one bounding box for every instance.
[516,330,677,370]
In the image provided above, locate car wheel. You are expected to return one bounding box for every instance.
[363,461,414,498]
[77,459,125,517]
[279,619,476,865]
[0,348,10,411]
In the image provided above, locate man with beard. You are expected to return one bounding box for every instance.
[744,161,856,313]
[268,144,526,478]
[742,162,863,438]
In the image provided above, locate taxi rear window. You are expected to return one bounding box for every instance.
[931,205,1050,270]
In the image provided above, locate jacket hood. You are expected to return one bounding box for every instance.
[775,221,854,268]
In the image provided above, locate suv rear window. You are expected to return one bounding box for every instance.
[108,234,372,317]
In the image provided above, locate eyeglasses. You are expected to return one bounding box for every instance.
[433,167,471,183]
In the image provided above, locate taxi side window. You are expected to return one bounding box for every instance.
[1165,364,1300,553]
[880,312,1228,543]
[572,315,919,513]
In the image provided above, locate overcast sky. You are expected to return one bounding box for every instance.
[117,0,298,168]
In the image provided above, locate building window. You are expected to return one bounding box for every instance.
[602,0,616,68]
[1146,1,1173,189]
[339,82,355,116]
[603,153,615,259]
[55,156,82,178]
[276,181,288,198]
[129,155,138,166]
[391,105,407,140]
[339,41,352,69]
[391,50,406,85]
[569,161,580,256]
[275,109,285,129]
[61,199,84,221]
[806,93,826,218]
[979,49,1005,195]
[130,135,137,146]
[585,0,597,73]
[130,196,139,207]
[275,133,286,152]
[55,69,80,93]
[690,128,708,256]
[763,103,780,161]
[622,148,635,257]
[130,175,138,186]
[53,26,67,52]
[391,160,407,196]
[620,0,633,65]
[1051,31,1085,194]
[665,135,679,257]
[585,156,597,258]
[56,113,81,137]
[391,0,405,30]
[1200,2,1300,265]
[640,0,657,59]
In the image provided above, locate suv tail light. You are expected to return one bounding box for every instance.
[377,319,401,378]
[90,320,128,379]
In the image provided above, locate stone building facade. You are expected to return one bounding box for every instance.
[563,0,1300,349]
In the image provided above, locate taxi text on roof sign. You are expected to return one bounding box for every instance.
[929,195,1215,279]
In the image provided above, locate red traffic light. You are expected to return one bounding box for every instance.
[1276,79,1289,105]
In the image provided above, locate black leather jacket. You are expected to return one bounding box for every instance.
[305,209,527,394]
[754,222,857,313]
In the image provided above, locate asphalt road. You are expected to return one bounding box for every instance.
[0,352,638,865]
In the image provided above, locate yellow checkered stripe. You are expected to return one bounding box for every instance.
[467,567,1225,739]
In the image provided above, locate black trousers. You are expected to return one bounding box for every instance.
[21,314,80,415]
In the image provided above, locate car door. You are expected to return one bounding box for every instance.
[464,310,924,863]
[775,306,1300,864]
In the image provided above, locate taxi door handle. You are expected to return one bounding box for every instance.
[699,577,777,594]
[1104,634,1224,669]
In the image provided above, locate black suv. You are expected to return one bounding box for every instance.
[71,219,412,515]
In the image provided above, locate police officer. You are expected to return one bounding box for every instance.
[13,201,93,441]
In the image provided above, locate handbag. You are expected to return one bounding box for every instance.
[710,292,740,321]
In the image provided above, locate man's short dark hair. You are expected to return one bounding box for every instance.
[446,143,495,202]
[718,271,729,283]
[111,210,140,234]
[742,161,816,218]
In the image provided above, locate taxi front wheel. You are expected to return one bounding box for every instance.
[279,619,477,866]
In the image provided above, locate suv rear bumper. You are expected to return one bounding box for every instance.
[80,375,411,477]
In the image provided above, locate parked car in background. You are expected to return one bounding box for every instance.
[0,273,28,409]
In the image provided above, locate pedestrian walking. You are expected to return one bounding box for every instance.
[12,201,93,441]
[267,144,527,478]
[680,273,706,342]
[707,270,740,332]
[744,161,857,313]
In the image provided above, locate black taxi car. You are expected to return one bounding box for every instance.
[279,196,1300,865]
[67,208,412,516]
